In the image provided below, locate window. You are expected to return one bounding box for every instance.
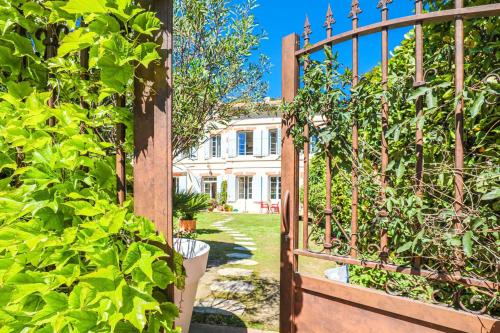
[181,147,197,160]
[310,135,319,154]
[269,176,281,200]
[237,176,253,199]
[269,129,279,155]
[210,135,221,158]
[202,176,217,199]
[237,131,253,156]
[173,177,180,193]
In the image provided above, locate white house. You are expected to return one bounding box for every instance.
[173,102,318,213]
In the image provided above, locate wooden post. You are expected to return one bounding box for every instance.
[134,0,174,302]
[280,33,300,333]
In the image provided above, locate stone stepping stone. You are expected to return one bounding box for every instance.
[226,252,252,259]
[210,281,255,295]
[227,259,258,266]
[235,241,256,246]
[217,268,253,277]
[234,237,253,241]
[194,298,246,316]
[234,246,256,251]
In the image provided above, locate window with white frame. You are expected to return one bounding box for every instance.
[269,176,281,200]
[173,177,180,193]
[210,135,221,158]
[269,129,279,155]
[237,131,253,156]
[202,176,217,199]
[237,176,253,199]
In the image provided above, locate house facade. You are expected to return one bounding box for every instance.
[173,101,319,213]
[173,116,283,213]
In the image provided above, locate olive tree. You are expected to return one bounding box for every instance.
[173,0,269,157]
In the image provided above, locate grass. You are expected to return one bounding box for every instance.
[191,212,335,331]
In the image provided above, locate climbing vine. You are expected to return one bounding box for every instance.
[285,2,499,316]
[0,0,183,331]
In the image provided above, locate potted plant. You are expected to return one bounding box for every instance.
[208,199,217,212]
[174,191,210,232]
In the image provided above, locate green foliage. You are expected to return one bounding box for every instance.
[0,0,182,331]
[219,180,228,205]
[173,0,270,157]
[286,1,499,315]
[174,191,211,220]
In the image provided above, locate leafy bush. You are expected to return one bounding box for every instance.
[0,0,182,331]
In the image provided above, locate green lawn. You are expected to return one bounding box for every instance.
[195,212,333,278]
[191,212,335,331]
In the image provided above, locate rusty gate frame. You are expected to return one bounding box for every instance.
[281,2,500,332]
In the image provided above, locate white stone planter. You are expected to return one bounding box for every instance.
[174,238,210,333]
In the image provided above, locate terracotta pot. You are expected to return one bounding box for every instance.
[174,238,210,333]
[179,219,196,232]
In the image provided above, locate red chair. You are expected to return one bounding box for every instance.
[259,202,270,214]
[270,203,280,214]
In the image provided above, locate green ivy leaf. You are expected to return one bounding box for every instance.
[396,241,412,253]
[63,200,104,216]
[61,0,108,14]
[408,86,430,101]
[58,30,97,57]
[151,261,174,289]
[134,43,160,68]
[481,188,500,201]
[97,56,133,93]
[132,12,161,36]
[121,285,160,330]
[469,91,485,118]
[31,291,68,323]
[462,231,473,257]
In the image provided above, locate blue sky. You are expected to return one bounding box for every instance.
[252,0,417,98]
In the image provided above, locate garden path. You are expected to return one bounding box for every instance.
[192,215,279,332]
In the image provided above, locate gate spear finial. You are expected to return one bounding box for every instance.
[324,4,336,37]
[377,0,393,11]
[348,0,362,20]
[303,15,312,45]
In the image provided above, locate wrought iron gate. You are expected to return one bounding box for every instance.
[280,1,500,332]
